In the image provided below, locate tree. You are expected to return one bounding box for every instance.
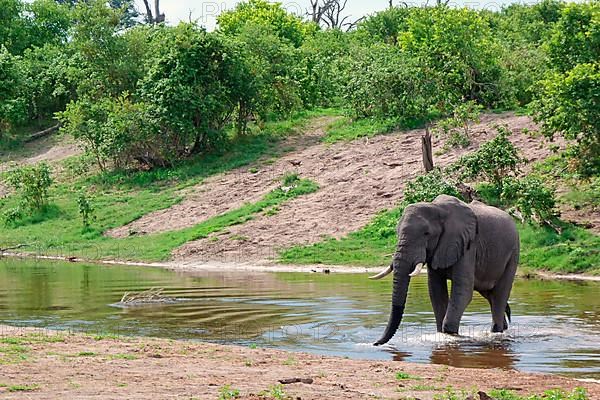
[547,2,599,73]
[308,0,363,31]
[534,63,600,176]
[218,0,314,47]
[0,46,27,134]
[532,2,600,176]
[397,6,504,108]
[140,0,164,24]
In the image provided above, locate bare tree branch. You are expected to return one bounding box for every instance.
[141,0,164,24]
[308,0,361,31]
[141,0,153,23]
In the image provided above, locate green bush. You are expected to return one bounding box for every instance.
[397,6,505,107]
[343,44,442,124]
[501,175,557,223]
[217,0,315,47]
[533,63,600,176]
[546,2,599,73]
[77,191,96,228]
[403,169,463,205]
[6,163,53,213]
[0,45,27,134]
[454,126,522,188]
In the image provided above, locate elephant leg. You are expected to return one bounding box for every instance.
[478,290,508,332]
[489,255,518,333]
[442,254,475,335]
[428,269,449,332]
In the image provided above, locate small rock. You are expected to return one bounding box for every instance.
[478,391,493,400]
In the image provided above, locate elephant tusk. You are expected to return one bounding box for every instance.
[369,265,393,280]
[409,263,426,277]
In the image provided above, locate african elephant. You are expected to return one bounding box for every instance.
[371,195,519,346]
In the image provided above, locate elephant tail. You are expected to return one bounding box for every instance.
[505,303,512,324]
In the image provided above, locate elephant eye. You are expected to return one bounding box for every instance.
[424,231,430,236]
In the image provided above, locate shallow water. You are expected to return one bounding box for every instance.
[1,258,599,379]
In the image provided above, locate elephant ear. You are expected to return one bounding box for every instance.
[431,195,477,270]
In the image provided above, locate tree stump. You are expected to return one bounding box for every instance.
[421,126,434,173]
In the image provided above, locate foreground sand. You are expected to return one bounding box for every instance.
[1,326,598,400]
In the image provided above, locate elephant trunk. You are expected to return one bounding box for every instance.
[373,263,411,346]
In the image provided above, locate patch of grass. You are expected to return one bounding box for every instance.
[323,116,400,143]
[519,223,600,274]
[396,371,420,380]
[1,174,318,262]
[109,353,137,360]
[0,343,29,364]
[280,201,599,274]
[283,356,296,366]
[7,384,40,392]
[412,384,444,391]
[77,351,96,357]
[260,384,287,400]
[218,385,241,400]
[488,388,589,400]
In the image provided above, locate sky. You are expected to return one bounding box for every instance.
[135,0,526,30]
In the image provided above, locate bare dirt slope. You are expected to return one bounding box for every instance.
[106,116,334,238]
[168,113,549,263]
[1,327,598,400]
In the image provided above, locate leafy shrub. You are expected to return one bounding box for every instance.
[454,126,522,188]
[445,131,471,149]
[344,44,443,124]
[403,169,463,205]
[533,62,600,176]
[218,384,240,400]
[0,46,27,134]
[217,0,314,47]
[546,2,599,73]
[397,6,505,107]
[3,207,23,226]
[501,175,557,223]
[435,100,482,149]
[77,191,96,228]
[282,173,300,187]
[356,6,411,45]
[6,162,53,213]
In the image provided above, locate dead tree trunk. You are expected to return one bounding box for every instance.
[25,124,61,143]
[142,0,165,24]
[421,126,434,173]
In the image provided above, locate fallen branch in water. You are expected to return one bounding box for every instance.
[120,288,176,305]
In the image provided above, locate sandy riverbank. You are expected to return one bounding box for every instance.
[1,325,598,400]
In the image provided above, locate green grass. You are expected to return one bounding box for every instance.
[396,371,421,380]
[7,384,40,392]
[322,116,399,143]
[0,111,331,262]
[487,388,589,400]
[1,176,318,261]
[279,206,401,266]
[280,202,600,274]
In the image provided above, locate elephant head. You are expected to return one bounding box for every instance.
[372,195,477,346]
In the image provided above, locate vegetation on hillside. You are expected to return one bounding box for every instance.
[0,0,598,273]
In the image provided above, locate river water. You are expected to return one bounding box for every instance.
[1,258,599,379]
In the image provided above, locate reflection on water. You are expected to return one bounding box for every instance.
[0,258,599,379]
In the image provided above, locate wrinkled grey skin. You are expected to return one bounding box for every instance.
[374,195,519,346]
